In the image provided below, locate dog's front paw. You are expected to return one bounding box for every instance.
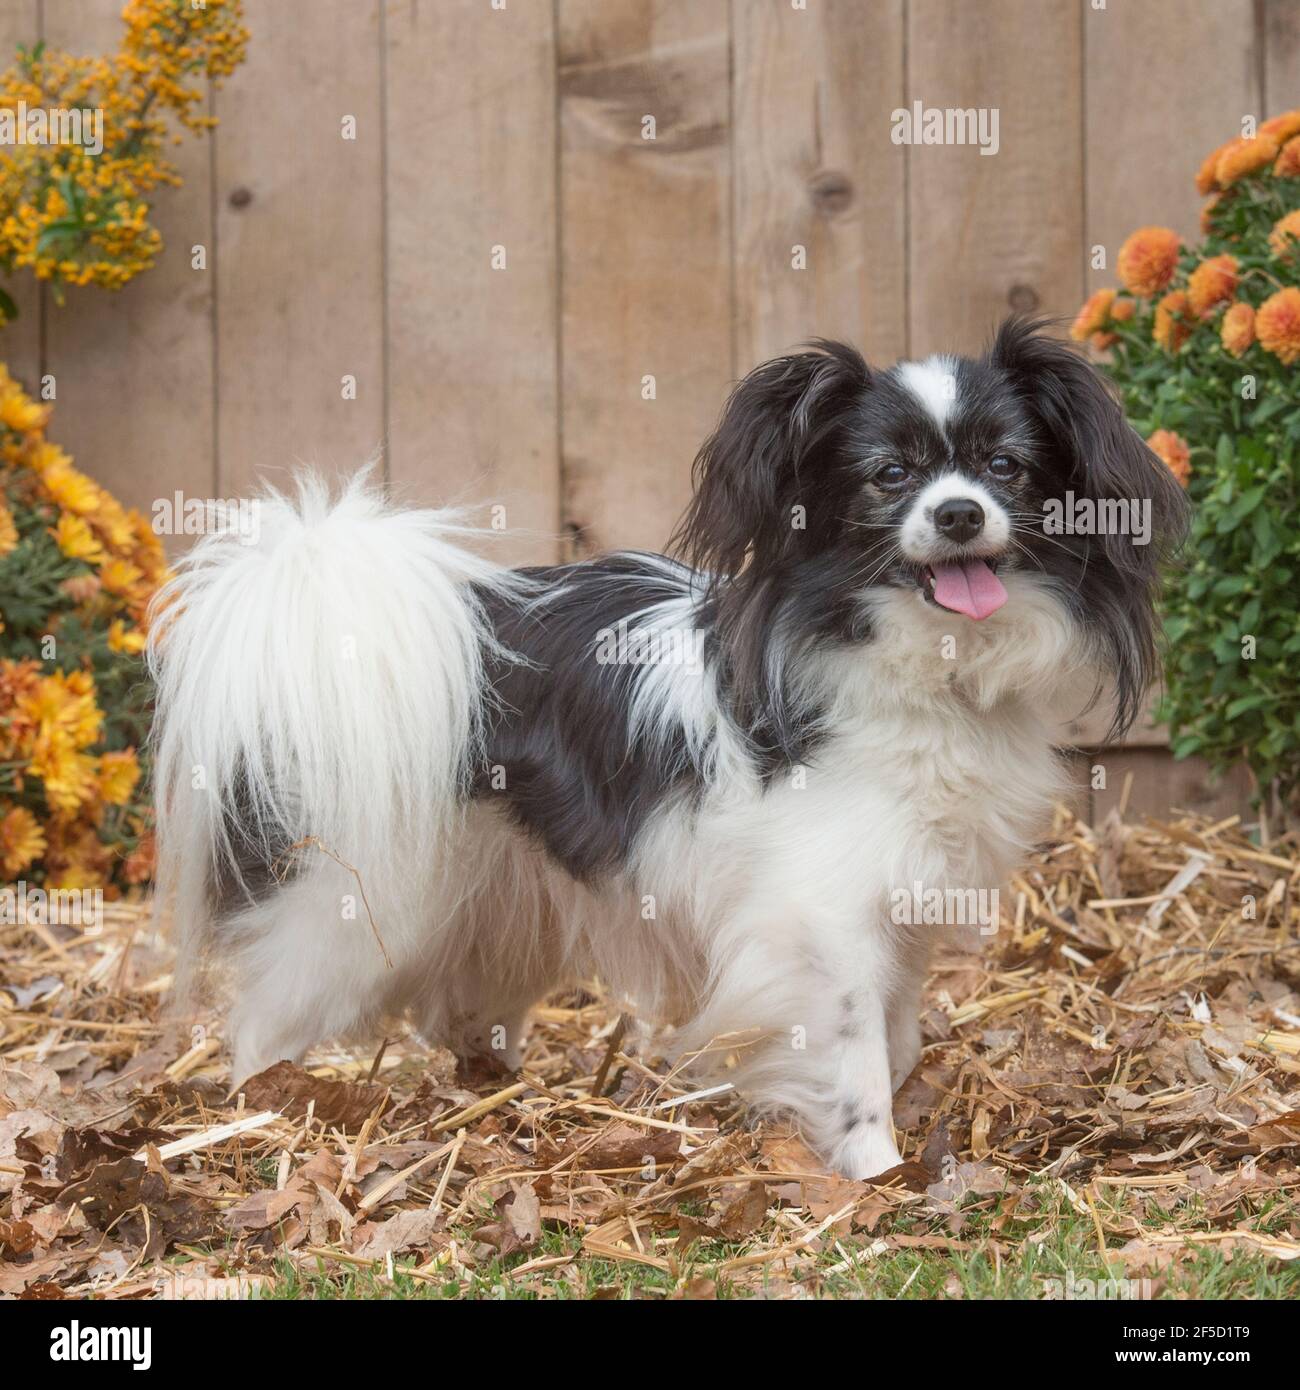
[829,1122,904,1181]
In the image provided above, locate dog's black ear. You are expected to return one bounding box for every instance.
[990,316,1192,737]
[989,316,1191,573]
[672,341,869,579]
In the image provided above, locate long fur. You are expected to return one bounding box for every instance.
[149,319,1188,1177]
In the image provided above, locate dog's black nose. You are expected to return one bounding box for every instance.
[933,497,984,544]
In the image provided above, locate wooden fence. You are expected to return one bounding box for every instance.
[4,0,1288,822]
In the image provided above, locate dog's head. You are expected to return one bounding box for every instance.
[673,316,1190,739]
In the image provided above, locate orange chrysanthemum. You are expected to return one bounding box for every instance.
[1187,254,1238,317]
[1275,135,1300,179]
[1117,226,1180,297]
[1255,287,1300,364]
[1146,429,1191,488]
[1199,194,1223,234]
[0,806,46,876]
[1092,296,1136,349]
[1216,134,1280,187]
[1220,302,1256,357]
[1268,209,1300,258]
[1196,142,1230,195]
[122,831,156,886]
[1154,290,1193,352]
[1071,288,1116,342]
[61,573,102,604]
[0,502,17,558]
[1260,109,1300,144]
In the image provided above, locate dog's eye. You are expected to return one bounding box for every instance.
[877,462,911,487]
[988,455,1019,479]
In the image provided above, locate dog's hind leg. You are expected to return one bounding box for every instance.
[223,873,407,1085]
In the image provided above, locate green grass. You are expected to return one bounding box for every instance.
[238,1179,1300,1301]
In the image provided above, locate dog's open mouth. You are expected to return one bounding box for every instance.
[920,556,1008,621]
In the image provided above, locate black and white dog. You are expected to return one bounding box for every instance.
[150,317,1187,1177]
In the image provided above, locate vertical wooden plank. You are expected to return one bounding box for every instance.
[214,0,384,496]
[907,0,1084,357]
[1091,749,1252,826]
[1262,0,1300,116]
[0,1,42,391]
[1085,0,1259,292]
[385,0,558,566]
[43,0,214,520]
[558,0,731,557]
[732,0,906,373]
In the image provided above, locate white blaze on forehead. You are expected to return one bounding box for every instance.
[900,472,1010,560]
[897,355,960,429]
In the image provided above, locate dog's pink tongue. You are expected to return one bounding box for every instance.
[931,560,1008,620]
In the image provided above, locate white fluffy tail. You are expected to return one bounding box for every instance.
[148,470,516,999]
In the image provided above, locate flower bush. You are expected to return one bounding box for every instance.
[1073,110,1300,820]
[0,0,247,313]
[0,367,165,889]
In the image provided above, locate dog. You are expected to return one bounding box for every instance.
[148,317,1188,1178]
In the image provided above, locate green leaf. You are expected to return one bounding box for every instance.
[1225,693,1273,719]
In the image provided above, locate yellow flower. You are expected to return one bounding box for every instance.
[1117,226,1180,298]
[1153,290,1193,352]
[1268,209,1300,259]
[30,734,99,812]
[98,556,144,596]
[18,670,104,750]
[43,464,101,515]
[25,441,72,475]
[1256,287,1300,364]
[1275,135,1300,180]
[1070,288,1116,342]
[1221,302,1255,358]
[1146,429,1191,488]
[98,749,140,805]
[0,805,46,875]
[52,512,106,562]
[0,503,17,557]
[0,385,50,434]
[1216,133,1280,187]
[107,618,147,654]
[1186,254,1238,317]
